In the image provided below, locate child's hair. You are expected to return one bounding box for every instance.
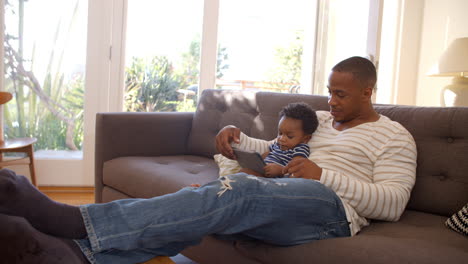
[279,102,318,135]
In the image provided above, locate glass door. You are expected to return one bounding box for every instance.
[216,0,313,94]
[314,0,382,96]
[2,0,88,185]
[123,0,204,113]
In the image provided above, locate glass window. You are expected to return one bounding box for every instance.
[124,0,203,112]
[315,0,372,96]
[3,0,87,151]
[217,0,309,93]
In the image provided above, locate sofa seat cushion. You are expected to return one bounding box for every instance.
[236,210,468,264]
[101,186,134,202]
[103,155,219,198]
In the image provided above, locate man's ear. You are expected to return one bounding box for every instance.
[362,87,373,100]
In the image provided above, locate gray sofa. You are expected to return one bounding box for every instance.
[95,89,468,264]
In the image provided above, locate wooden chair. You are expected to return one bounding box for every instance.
[0,92,38,186]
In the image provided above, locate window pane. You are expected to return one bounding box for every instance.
[124,0,203,112]
[315,0,371,96]
[4,0,87,151]
[217,0,309,93]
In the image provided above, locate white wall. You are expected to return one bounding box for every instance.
[11,160,85,186]
[416,0,468,106]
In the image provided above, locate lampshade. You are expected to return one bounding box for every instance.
[428,37,468,77]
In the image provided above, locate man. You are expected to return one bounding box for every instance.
[0,57,416,264]
[218,56,417,236]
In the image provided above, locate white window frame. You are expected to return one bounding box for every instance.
[198,0,219,94]
[82,0,126,185]
[313,0,383,98]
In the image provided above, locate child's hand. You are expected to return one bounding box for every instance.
[264,163,284,178]
[189,184,201,187]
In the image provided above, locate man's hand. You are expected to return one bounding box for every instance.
[264,163,284,178]
[215,125,241,159]
[283,158,322,180]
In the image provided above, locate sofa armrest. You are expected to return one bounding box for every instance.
[95,112,194,202]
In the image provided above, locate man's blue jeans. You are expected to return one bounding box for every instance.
[75,173,350,264]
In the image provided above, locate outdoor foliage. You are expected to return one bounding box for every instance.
[124,35,230,113]
[266,31,304,91]
[176,36,201,91]
[3,0,84,150]
[124,56,179,112]
[175,34,230,90]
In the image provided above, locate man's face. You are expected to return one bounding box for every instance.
[276,117,311,150]
[327,71,371,123]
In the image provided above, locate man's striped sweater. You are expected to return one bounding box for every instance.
[234,111,417,235]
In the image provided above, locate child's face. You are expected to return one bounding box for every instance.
[276,117,311,150]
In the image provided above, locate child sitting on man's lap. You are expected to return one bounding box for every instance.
[241,102,318,178]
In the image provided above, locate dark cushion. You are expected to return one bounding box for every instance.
[374,105,468,217]
[187,90,259,157]
[187,90,330,157]
[235,210,468,264]
[103,156,219,198]
[101,187,133,202]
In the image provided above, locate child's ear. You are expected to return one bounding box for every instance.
[303,134,312,143]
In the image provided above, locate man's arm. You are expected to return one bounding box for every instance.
[285,130,417,222]
[320,130,417,222]
[215,126,272,159]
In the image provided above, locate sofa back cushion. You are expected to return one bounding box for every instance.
[374,105,468,217]
[187,89,260,157]
[187,89,468,216]
[187,89,329,156]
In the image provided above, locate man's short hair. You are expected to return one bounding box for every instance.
[332,56,377,90]
[279,102,318,135]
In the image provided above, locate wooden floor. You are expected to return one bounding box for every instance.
[39,186,95,206]
[38,186,197,264]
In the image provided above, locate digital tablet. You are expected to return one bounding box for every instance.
[233,148,266,174]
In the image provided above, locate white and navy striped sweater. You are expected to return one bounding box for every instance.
[264,142,310,166]
[234,111,417,235]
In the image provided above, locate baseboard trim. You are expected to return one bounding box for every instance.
[38,186,95,193]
